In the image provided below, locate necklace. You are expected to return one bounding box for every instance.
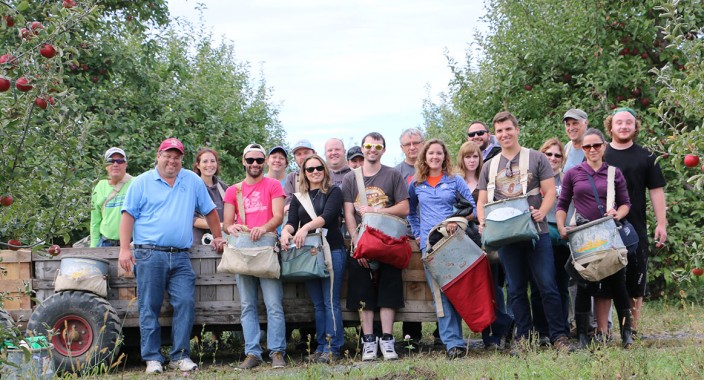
[310,188,320,202]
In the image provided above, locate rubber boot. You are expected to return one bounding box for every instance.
[617,309,634,349]
[575,313,590,349]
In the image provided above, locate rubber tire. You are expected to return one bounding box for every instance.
[27,291,121,373]
[0,307,17,340]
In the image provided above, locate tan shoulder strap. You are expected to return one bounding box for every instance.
[487,155,502,203]
[216,181,226,199]
[607,165,615,210]
[235,182,245,224]
[565,141,573,159]
[353,167,368,206]
[102,173,133,212]
[518,147,530,196]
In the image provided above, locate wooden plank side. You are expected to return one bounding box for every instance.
[0,250,32,263]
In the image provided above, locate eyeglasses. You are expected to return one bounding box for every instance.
[244,157,265,165]
[467,130,488,138]
[304,165,325,173]
[544,152,563,158]
[106,158,126,165]
[401,140,423,148]
[363,143,384,151]
[505,160,514,178]
[582,143,603,151]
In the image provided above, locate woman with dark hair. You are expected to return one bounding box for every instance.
[280,154,346,363]
[192,148,229,245]
[408,139,475,359]
[556,128,634,349]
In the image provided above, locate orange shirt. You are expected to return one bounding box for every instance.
[427,174,443,188]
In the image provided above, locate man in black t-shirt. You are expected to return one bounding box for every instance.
[604,108,667,335]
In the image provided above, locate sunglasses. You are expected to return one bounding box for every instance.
[304,165,325,173]
[582,143,603,151]
[505,160,514,178]
[544,152,563,158]
[244,157,265,165]
[363,143,384,151]
[106,158,126,165]
[467,130,487,138]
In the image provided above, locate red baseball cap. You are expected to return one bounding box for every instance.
[158,138,184,154]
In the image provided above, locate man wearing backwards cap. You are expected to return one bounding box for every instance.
[222,143,286,370]
[90,147,134,247]
[119,137,225,374]
[562,108,589,172]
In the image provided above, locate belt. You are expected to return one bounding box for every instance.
[133,244,189,253]
[101,237,120,244]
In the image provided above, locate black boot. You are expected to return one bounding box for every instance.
[617,309,634,349]
[575,313,590,349]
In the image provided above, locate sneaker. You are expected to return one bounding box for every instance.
[317,352,340,364]
[168,357,198,372]
[552,336,575,353]
[361,335,378,361]
[446,346,466,359]
[271,352,286,368]
[379,336,398,360]
[237,354,262,370]
[538,335,552,347]
[145,360,163,374]
[484,342,500,351]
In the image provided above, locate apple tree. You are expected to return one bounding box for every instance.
[423,0,704,297]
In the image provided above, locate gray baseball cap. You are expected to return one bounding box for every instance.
[563,109,588,121]
[291,139,314,154]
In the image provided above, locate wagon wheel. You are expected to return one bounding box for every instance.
[0,307,17,338]
[27,291,121,373]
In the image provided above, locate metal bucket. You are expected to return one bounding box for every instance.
[226,231,278,248]
[59,255,110,278]
[354,212,408,246]
[1,344,55,380]
[567,216,625,263]
[423,231,484,288]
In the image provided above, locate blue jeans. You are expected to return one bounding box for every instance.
[423,257,466,350]
[498,233,568,342]
[134,249,195,362]
[305,248,347,354]
[237,274,286,359]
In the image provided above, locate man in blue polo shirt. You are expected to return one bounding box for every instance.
[118,137,225,374]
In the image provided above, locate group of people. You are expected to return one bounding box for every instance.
[89,106,666,374]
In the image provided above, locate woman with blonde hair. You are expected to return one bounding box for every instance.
[456,141,484,202]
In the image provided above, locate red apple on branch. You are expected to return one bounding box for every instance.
[692,268,704,277]
[63,0,77,8]
[15,77,32,92]
[7,239,22,251]
[3,15,15,27]
[684,154,700,168]
[40,44,56,58]
[48,245,61,256]
[0,195,12,206]
[35,97,48,109]
[0,76,10,92]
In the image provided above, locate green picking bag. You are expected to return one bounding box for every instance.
[481,195,539,251]
[280,233,329,282]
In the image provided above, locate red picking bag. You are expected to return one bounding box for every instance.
[353,226,412,269]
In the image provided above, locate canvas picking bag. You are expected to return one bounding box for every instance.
[216,183,280,278]
[481,148,539,251]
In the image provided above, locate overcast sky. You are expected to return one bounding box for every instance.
[167,0,486,166]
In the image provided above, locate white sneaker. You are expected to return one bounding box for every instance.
[145,360,163,374]
[168,357,198,372]
[379,337,398,360]
[361,336,378,361]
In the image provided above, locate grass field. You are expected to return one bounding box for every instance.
[98,300,704,379]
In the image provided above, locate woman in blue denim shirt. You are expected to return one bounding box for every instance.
[408,139,475,359]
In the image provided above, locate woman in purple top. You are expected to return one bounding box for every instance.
[555,128,634,349]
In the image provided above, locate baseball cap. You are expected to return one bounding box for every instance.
[563,109,588,121]
[291,139,314,154]
[268,145,288,157]
[346,146,363,160]
[158,138,184,154]
[243,143,266,158]
[104,147,126,161]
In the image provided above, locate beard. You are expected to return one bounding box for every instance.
[611,129,637,144]
[246,165,263,178]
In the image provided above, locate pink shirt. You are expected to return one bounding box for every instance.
[224,177,285,228]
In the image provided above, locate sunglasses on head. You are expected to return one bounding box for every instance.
[106,158,126,165]
[544,152,562,158]
[244,157,265,165]
[363,143,384,151]
[467,130,487,138]
[582,143,603,151]
[304,165,325,173]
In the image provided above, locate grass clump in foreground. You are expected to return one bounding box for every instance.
[103,300,704,379]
